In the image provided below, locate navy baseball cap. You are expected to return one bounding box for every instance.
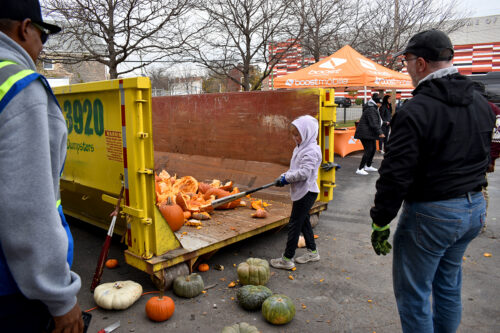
[394,29,454,61]
[1,0,61,34]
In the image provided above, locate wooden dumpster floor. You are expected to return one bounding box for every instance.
[173,198,325,253]
[174,196,291,252]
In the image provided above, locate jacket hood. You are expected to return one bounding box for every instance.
[0,31,36,70]
[413,73,474,106]
[292,115,318,147]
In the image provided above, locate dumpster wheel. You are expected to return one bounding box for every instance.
[151,262,190,291]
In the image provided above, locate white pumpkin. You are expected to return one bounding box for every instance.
[94,280,143,310]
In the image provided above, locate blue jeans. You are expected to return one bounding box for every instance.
[393,192,486,333]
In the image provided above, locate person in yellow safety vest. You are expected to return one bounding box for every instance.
[0,1,83,332]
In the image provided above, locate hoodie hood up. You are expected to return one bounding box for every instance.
[292,115,318,148]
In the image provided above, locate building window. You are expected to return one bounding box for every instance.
[43,60,54,70]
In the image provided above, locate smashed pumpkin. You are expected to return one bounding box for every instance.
[156,171,255,222]
[173,176,198,194]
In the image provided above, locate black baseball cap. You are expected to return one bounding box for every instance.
[394,29,454,61]
[1,0,61,34]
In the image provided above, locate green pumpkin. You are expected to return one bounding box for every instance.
[221,322,260,333]
[173,273,204,298]
[237,285,272,311]
[237,258,270,286]
[262,294,295,325]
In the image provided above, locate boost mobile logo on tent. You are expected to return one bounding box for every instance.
[286,79,294,86]
[359,58,377,70]
[319,58,346,69]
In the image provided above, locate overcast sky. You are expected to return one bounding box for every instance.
[457,0,500,17]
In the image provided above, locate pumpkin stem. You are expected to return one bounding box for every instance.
[159,290,164,299]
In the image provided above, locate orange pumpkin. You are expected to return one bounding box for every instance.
[105,259,118,269]
[174,176,199,194]
[197,182,212,194]
[203,187,230,201]
[145,294,175,322]
[198,263,210,272]
[159,198,185,232]
[251,209,268,218]
[176,193,190,211]
[219,181,233,191]
[251,200,263,210]
[216,187,241,210]
[199,203,214,213]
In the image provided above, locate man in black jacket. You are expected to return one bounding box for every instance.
[370,30,494,333]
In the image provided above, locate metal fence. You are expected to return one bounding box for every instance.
[336,106,362,123]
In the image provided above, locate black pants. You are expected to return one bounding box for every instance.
[359,139,376,169]
[284,191,318,259]
[0,293,52,332]
[378,126,390,150]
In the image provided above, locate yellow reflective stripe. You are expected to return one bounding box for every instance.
[0,61,17,69]
[0,69,36,101]
[56,199,61,208]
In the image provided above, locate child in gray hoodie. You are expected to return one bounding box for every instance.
[271,115,323,270]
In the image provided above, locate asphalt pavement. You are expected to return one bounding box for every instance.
[70,151,500,333]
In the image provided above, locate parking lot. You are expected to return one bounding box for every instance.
[71,152,500,332]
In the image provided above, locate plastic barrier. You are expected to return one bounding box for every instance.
[334,127,364,157]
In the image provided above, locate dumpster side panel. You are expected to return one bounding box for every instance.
[54,78,181,260]
[152,89,320,166]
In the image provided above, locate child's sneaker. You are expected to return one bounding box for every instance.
[295,250,320,264]
[270,256,295,270]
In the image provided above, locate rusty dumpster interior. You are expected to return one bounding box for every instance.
[151,89,324,254]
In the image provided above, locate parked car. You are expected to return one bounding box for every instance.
[334,97,352,108]
[469,72,500,107]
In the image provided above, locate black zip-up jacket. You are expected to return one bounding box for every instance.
[370,72,495,226]
[354,101,383,140]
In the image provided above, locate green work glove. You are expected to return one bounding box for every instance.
[371,223,392,255]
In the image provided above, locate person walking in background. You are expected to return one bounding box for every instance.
[369,29,494,333]
[271,115,322,270]
[378,95,392,154]
[0,1,83,332]
[472,81,500,232]
[354,93,385,175]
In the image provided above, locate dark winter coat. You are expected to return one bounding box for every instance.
[354,101,383,140]
[379,103,392,130]
[370,72,495,226]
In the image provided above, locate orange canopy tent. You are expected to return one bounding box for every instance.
[273,45,413,90]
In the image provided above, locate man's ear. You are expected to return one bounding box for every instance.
[16,19,32,43]
[416,57,427,74]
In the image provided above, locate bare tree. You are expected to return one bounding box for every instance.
[360,0,467,70]
[43,0,196,78]
[147,66,203,95]
[293,0,370,62]
[188,0,303,91]
[148,67,173,96]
